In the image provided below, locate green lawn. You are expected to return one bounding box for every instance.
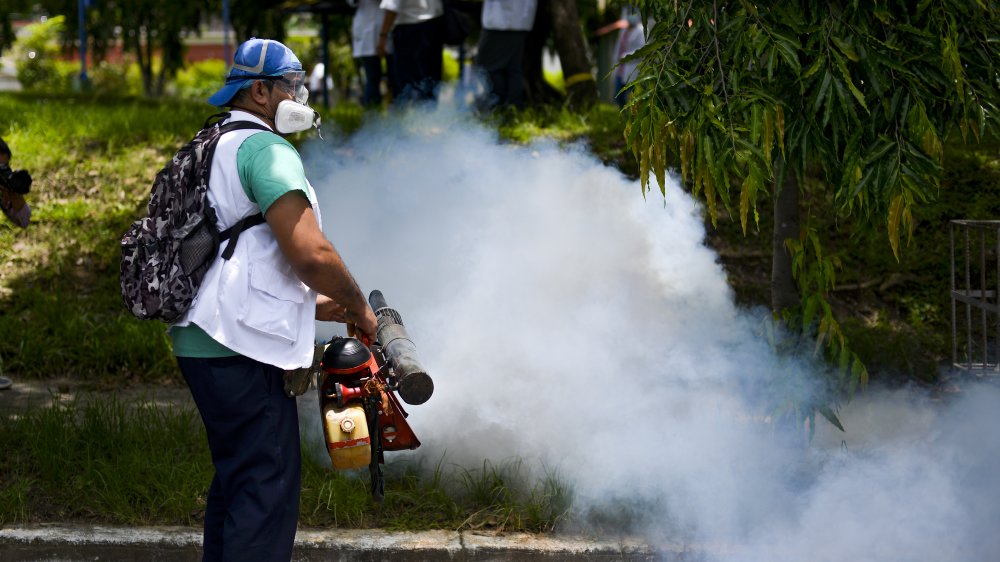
[0,93,577,530]
[0,395,570,530]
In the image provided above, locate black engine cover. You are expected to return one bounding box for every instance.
[322,337,372,373]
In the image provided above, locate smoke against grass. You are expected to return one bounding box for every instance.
[300,107,1000,560]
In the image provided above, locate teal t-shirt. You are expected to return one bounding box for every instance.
[171,131,312,358]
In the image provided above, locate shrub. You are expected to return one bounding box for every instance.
[172,59,226,100]
[88,60,144,96]
[14,16,73,92]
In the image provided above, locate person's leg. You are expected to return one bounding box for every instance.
[385,53,398,99]
[476,29,514,110]
[424,16,444,93]
[402,16,444,102]
[391,25,422,103]
[179,355,301,562]
[360,56,383,107]
[506,31,528,109]
[201,472,226,560]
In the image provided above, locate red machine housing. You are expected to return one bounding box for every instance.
[319,338,421,457]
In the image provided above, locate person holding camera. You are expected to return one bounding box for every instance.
[0,138,31,230]
[0,138,31,391]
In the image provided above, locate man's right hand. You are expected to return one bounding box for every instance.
[348,307,378,345]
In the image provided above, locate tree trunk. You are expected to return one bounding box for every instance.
[522,0,598,108]
[547,0,597,109]
[522,0,561,106]
[771,160,800,314]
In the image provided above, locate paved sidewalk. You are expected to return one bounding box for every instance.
[0,524,716,561]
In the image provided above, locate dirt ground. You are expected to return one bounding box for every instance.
[0,377,195,416]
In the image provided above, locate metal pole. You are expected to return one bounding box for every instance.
[995,226,999,371]
[321,13,330,108]
[78,0,88,88]
[982,228,988,368]
[222,0,232,71]
[966,225,973,367]
[951,222,957,368]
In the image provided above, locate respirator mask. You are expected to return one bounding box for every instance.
[275,99,320,135]
[271,71,320,135]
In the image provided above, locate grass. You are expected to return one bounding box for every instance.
[0,398,211,525]
[0,397,574,531]
[1,89,997,530]
[0,93,370,382]
[0,94,210,381]
[0,92,632,384]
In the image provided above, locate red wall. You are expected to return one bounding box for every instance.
[63,42,227,65]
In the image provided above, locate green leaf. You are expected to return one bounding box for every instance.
[818,406,846,432]
[802,294,818,330]
[887,194,905,260]
[832,36,860,62]
[751,103,762,144]
[773,32,802,75]
[802,55,825,79]
[835,55,869,113]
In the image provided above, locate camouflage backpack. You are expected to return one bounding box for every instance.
[120,113,270,323]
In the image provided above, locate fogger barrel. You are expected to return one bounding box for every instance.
[369,290,434,405]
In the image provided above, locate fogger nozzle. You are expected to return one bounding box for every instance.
[369,290,434,405]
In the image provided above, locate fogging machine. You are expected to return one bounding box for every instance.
[316,290,433,501]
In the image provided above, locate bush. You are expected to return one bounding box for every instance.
[14,16,73,93]
[88,60,144,96]
[172,59,226,100]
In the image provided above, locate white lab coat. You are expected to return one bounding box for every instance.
[481,0,537,31]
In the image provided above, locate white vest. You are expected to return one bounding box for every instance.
[172,111,320,370]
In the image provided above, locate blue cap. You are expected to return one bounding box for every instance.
[207,38,304,107]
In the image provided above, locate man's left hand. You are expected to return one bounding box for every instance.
[316,294,348,322]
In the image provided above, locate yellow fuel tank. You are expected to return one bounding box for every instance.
[322,404,371,470]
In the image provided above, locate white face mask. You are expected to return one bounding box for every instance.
[274,99,320,135]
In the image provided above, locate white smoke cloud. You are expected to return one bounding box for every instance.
[298,106,1000,561]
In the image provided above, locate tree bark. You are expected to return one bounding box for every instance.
[522,0,598,108]
[547,0,597,108]
[771,160,800,314]
[522,0,561,106]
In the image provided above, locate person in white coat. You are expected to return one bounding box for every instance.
[476,0,537,110]
[176,38,377,561]
[351,0,393,106]
[377,0,445,103]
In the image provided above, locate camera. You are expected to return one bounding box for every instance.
[0,164,32,195]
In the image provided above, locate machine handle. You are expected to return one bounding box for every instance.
[369,290,389,312]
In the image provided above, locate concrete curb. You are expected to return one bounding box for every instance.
[0,524,710,561]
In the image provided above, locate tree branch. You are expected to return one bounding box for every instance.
[713,0,738,155]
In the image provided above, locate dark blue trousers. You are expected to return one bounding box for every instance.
[391,16,444,103]
[178,355,301,562]
[359,56,384,107]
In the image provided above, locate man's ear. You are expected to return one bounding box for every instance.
[249,80,271,105]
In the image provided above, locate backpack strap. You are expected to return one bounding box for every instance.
[212,116,275,261]
[219,212,267,260]
[204,111,230,129]
[219,120,272,135]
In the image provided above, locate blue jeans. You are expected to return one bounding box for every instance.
[178,354,301,562]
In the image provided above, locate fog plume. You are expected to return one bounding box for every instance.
[299,107,1000,561]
